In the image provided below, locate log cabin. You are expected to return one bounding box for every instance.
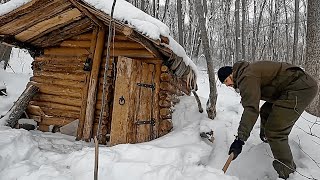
[0,0,198,145]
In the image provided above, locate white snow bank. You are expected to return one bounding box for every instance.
[0,127,38,171]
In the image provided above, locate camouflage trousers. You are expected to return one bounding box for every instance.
[260,71,318,179]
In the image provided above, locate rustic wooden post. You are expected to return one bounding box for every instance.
[82,27,105,141]
[1,84,39,127]
[76,28,98,140]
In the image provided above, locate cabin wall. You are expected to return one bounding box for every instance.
[158,65,191,137]
[27,31,95,132]
[26,29,191,145]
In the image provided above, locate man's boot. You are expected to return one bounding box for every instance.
[272,160,296,179]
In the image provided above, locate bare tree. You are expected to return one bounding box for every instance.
[251,0,266,62]
[241,0,246,61]
[283,0,290,63]
[305,0,320,116]
[292,0,299,64]
[161,0,169,21]
[195,0,217,119]
[0,44,12,70]
[235,0,241,62]
[0,0,12,69]
[177,0,184,47]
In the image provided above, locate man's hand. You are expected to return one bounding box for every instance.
[228,138,245,160]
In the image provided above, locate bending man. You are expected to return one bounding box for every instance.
[218,61,318,179]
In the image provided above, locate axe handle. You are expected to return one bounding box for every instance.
[222,152,234,173]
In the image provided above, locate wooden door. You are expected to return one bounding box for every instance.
[110,56,158,145]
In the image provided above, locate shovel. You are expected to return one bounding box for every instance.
[222,152,234,173]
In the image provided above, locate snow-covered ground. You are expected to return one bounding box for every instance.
[0,59,320,180]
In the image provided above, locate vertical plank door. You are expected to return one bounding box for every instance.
[110,56,156,145]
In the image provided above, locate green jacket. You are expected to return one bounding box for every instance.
[232,61,305,141]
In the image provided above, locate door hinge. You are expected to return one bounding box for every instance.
[137,83,155,90]
[135,118,155,126]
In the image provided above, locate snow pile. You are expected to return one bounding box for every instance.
[0,127,37,171]
[0,108,238,180]
[0,68,320,179]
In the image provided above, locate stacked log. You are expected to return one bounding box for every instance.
[27,31,94,132]
[158,65,190,137]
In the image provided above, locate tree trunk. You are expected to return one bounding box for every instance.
[1,84,39,127]
[177,0,184,47]
[292,0,299,65]
[283,0,290,63]
[162,0,169,21]
[241,0,246,61]
[305,0,320,116]
[141,0,145,12]
[235,0,241,62]
[252,0,266,61]
[0,44,12,70]
[195,0,217,120]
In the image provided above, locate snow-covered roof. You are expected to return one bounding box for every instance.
[0,0,198,89]
[81,0,198,77]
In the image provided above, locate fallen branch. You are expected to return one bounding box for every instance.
[192,90,203,113]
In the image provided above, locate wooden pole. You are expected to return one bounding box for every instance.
[82,27,105,141]
[77,28,98,140]
[222,153,234,173]
[94,136,99,180]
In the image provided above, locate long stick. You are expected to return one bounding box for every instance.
[222,152,234,173]
[94,136,99,180]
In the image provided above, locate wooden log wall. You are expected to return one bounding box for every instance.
[158,65,191,137]
[27,30,95,133]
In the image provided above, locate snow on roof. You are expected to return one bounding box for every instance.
[0,0,32,16]
[83,0,198,76]
[0,0,198,76]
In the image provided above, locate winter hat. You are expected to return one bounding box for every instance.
[218,66,232,83]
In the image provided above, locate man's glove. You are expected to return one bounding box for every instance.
[228,138,245,160]
[259,128,268,143]
[259,133,268,143]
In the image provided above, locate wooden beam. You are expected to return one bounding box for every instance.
[15,8,83,42]
[77,28,98,140]
[34,55,86,64]
[32,18,93,47]
[82,27,105,141]
[0,35,43,57]
[33,71,86,81]
[0,0,46,27]
[68,0,105,27]
[30,76,84,88]
[29,82,83,98]
[40,116,76,126]
[32,94,82,107]
[122,26,162,58]
[0,0,72,35]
